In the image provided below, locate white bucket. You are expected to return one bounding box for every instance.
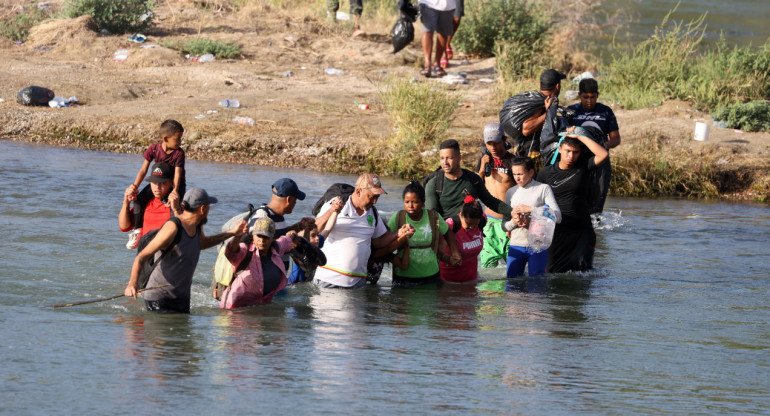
[694,122,710,141]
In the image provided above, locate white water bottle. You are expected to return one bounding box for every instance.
[527,205,556,253]
[233,116,254,126]
[219,99,240,108]
[198,54,215,63]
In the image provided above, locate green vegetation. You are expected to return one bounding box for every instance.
[377,79,463,177]
[62,0,155,34]
[454,0,550,58]
[611,132,720,198]
[0,5,49,42]
[163,36,242,58]
[713,100,770,132]
[601,10,770,112]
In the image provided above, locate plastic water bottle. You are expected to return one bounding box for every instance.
[325,68,344,75]
[233,116,254,126]
[48,96,68,108]
[527,205,556,253]
[219,99,240,108]
[198,54,215,63]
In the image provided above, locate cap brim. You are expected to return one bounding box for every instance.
[147,176,172,183]
[208,196,218,204]
[295,190,306,200]
[484,137,503,143]
[254,232,274,238]
[371,188,387,195]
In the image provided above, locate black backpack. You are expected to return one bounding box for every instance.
[311,183,378,224]
[135,217,183,289]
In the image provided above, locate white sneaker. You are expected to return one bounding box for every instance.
[126,229,141,249]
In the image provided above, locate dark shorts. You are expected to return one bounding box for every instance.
[145,298,190,314]
[392,272,442,288]
[454,0,464,18]
[419,4,455,36]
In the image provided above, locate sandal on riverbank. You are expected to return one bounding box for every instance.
[420,66,431,77]
[446,46,453,60]
[440,57,449,69]
[432,65,446,77]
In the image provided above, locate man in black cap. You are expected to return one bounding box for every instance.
[500,68,567,161]
[125,188,246,313]
[519,69,566,159]
[119,162,178,248]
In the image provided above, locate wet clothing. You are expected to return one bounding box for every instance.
[568,102,618,214]
[143,222,201,313]
[314,198,387,288]
[392,272,441,288]
[287,235,325,284]
[537,157,598,273]
[440,216,483,283]
[387,209,448,279]
[220,235,293,309]
[506,245,548,277]
[479,215,508,268]
[425,169,512,219]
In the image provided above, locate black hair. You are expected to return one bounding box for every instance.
[578,78,599,94]
[159,119,184,137]
[180,200,190,212]
[510,157,535,172]
[402,181,426,203]
[460,198,483,219]
[439,139,460,152]
[561,136,583,149]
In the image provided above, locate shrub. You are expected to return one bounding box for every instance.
[163,36,242,59]
[62,0,154,34]
[453,0,550,57]
[712,101,770,132]
[377,79,463,177]
[0,6,49,42]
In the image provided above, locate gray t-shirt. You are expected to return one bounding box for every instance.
[144,224,201,304]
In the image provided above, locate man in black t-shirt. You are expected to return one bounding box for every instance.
[536,128,608,273]
[567,78,621,214]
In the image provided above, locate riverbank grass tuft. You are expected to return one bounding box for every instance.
[163,36,241,58]
[377,79,463,177]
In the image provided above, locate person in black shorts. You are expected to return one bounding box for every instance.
[536,127,608,273]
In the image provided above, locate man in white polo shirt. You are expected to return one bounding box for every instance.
[314,173,413,289]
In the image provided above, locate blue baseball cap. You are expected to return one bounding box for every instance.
[272,178,306,200]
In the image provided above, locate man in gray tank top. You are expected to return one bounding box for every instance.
[124,188,247,313]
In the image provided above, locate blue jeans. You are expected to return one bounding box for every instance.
[506,245,548,278]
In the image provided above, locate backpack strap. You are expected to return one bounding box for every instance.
[396,210,407,230]
[435,172,444,195]
[428,209,441,253]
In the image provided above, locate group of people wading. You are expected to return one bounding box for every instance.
[120,68,620,314]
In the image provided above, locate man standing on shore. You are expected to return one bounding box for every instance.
[475,122,517,268]
[536,128,608,273]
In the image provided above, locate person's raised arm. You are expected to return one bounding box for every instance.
[315,197,343,231]
[119,185,136,231]
[130,159,151,195]
[124,220,178,298]
[567,127,608,167]
[201,220,246,250]
[319,211,339,238]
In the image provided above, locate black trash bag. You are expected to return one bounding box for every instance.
[17,86,55,106]
[498,90,546,141]
[391,17,414,54]
[289,237,327,275]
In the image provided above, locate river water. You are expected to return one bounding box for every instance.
[600,0,770,47]
[1,140,768,414]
